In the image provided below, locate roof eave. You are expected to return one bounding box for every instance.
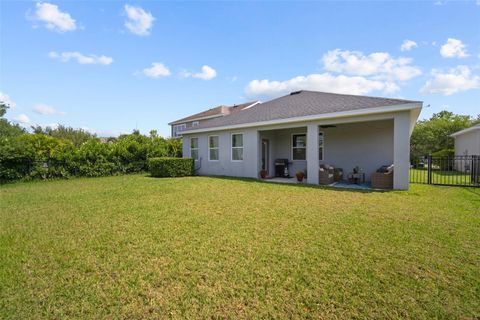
[168,113,226,126]
[451,126,480,137]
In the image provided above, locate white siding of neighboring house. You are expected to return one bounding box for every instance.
[454,130,480,156]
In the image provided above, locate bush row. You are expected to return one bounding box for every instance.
[0,131,183,183]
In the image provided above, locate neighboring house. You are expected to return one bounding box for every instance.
[172,90,422,190]
[451,124,480,156]
[168,101,260,138]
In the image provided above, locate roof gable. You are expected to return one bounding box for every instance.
[451,124,480,137]
[169,101,259,125]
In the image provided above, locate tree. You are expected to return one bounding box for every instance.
[31,124,96,147]
[411,110,475,159]
[0,102,25,141]
[0,102,7,117]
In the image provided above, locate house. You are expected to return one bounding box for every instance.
[168,101,260,138]
[172,90,422,190]
[451,124,480,156]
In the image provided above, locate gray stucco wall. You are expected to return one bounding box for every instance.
[182,128,259,178]
[454,130,480,156]
[183,119,394,182]
[259,127,307,176]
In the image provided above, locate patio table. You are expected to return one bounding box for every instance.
[348,172,365,184]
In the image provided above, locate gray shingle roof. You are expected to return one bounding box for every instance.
[185,90,421,132]
[168,101,258,125]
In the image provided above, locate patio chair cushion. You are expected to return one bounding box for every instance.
[377,164,394,173]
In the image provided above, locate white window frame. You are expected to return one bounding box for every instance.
[190,137,199,161]
[319,131,324,161]
[291,133,307,161]
[208,135,219,161]
[192,121,199,127]
[173,123,187,137]
[231,133,244,162]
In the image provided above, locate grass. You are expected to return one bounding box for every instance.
[409,168,476,185]
[1,175,479,319]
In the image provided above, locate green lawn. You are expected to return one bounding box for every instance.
[1,175,479,319]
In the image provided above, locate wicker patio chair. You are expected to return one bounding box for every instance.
[371,170,393,189]
[319,167,334,185]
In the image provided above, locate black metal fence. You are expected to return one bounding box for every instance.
[410,155,480,187]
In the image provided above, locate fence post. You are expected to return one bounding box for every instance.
[472,155,478,185]
[427,155,432,185]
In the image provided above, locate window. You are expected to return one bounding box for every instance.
[231,133,243,161]
[190,137,199,160]
[192,121,199,127]
[172,124,186,138]
[319,132,324,161]
[292,134,306,160]
[209,136,219,161]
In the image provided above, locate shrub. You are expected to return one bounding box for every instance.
[148,157,194,177]
[431,149,455,158]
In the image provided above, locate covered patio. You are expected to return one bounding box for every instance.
[256,114,408,189]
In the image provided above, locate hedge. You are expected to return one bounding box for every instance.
[148,157,194,177]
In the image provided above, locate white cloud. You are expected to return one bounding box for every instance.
[181,65,217,80]
[124,5,154,36]
[322,49,422,81]
[440,38,469,58]
[245,73,399,98]
[32,2,76,32]
[421,65,480,95]
[49,51,113,65]
[0,92,17,108]
[13,114,31,125]
[400,39,418,51]
[246,48,424,98]
[33,103,65,115]
[142,62,171,78]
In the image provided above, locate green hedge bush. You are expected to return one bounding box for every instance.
[148,157,194,177]
[0,130,183,183]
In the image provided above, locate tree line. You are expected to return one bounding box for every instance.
[410,110,479,159]
[0,103,182,182]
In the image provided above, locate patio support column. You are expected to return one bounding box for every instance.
[247,129,260,179]
[307,124,319,185]
[393,111,410,190]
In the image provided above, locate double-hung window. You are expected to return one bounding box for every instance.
[292,134,307,160]
[231,133,243,161]
[190,137,199,160]
[209,136,219,161]
[319,132,324,161]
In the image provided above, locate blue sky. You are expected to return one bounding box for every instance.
[1,1,479,137]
